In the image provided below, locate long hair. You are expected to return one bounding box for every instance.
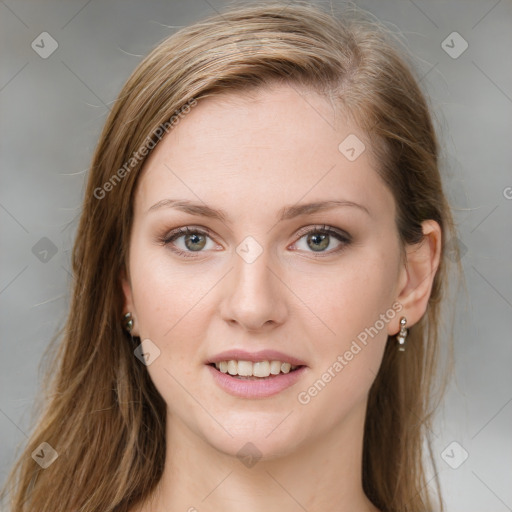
[1,2,460,511]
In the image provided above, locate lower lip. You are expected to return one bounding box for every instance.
[206,364,307,399]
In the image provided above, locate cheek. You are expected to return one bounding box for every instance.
[128,250,219,401]
[129,248,204,338]
[290,249,398,340]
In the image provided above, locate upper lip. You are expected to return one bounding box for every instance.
[206,349,307,367]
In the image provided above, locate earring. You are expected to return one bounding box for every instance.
[396,317,408,352]
[123,312,134,333]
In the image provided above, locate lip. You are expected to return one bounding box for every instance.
[206,364,307,399]
[206,349,307,367]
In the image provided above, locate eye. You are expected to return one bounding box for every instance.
[291,225,351,256]
[160,226,217,258]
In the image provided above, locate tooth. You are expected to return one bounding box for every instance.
[253,361,270,377]
[227,360,238,375]
[269,361,281,375]
[237,360,253,376]
[220,359,298,377]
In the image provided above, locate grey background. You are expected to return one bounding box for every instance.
[1,0,511,510]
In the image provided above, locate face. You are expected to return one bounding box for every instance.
[121,83,406,459]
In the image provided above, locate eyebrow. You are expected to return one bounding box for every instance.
[146,198,370,222]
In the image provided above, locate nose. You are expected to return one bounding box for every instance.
[220,245,288,332]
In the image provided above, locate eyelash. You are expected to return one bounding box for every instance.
[158,225,352,259]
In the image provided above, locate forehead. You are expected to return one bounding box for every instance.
[134,84,393,220]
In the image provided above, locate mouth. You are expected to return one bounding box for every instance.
[206,357,308,399]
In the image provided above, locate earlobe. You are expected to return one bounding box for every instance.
[394,220,442,330]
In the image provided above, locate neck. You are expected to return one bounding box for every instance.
[141,399,380,512]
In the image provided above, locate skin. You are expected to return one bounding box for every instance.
[121,83,441,512]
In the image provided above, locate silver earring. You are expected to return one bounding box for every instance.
[123,312,134,333]
[397,317,408,351]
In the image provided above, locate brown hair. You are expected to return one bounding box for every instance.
[1,2,460,511]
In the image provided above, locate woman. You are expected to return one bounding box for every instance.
[1,2,460,511]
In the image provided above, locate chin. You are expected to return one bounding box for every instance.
[194,410,309,462]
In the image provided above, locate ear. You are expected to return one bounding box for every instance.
[120,265,140,337]
[389,220,442,334]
